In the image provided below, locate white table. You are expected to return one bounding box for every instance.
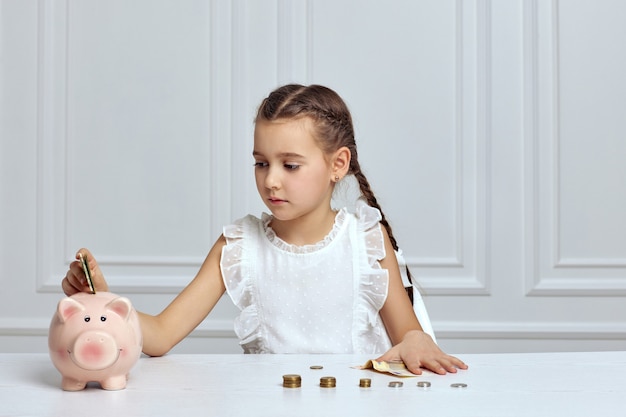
[1,351,625,416]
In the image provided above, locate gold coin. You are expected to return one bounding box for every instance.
[79,253,95,294]
[319,376,336,388]
[309,365,324,370]
[359,378,371,388]
[282,374,301,388]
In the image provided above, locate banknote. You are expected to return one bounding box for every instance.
[355,359,416,377]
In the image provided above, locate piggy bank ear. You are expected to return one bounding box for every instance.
[105,297,132,321]
[57,298,85,323]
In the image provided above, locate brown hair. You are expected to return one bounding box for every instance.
[256,84,414,302]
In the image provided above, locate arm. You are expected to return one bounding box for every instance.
[376,228,468,375]
[62,237,227,357]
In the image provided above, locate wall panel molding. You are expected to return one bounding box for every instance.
[523,0,626,296]
[409,0,492,296]
[35,0,234,293]
[36,0,69,293]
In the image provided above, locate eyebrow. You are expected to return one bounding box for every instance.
[252,151,306,159]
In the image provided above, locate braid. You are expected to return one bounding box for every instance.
[352,165,415,303]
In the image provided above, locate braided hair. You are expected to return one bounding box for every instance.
[256,84,415,303]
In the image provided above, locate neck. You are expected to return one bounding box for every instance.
[269,207,338,246]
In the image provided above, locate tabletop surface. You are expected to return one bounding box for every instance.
[1,351,625,417]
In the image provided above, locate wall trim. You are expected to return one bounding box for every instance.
[436,321,626,340]
[5,318,624,341]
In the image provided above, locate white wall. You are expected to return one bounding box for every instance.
[1,0,625,354]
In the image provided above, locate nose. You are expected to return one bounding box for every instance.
[264,166,281,190]
[71,330,119,370]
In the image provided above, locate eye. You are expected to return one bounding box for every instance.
[254,161,268,168]
[284,164,300,171]
[100,316,107,322]
[84,316,91,322]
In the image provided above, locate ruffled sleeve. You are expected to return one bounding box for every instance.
[352,201,393,353]
[220,215,266,353]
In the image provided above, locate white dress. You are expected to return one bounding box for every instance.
[219,204,393,354]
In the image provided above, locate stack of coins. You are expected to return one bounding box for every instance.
[359,378,372,388]
[282,374,302,388]
[319,376,336,388]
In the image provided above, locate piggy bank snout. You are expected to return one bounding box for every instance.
[71,330,120,371]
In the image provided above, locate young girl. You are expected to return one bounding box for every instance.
[62,84,467,375]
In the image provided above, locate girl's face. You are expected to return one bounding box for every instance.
[253,117,335,224]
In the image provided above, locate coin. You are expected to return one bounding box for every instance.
[78,253,95,294]
[388,381,403,388]
[309,365,324,370]
[320,376,336,388]
[359,378,371,388]
[282,374,301,388]
[450,383,468,388]
[417,381,431,388]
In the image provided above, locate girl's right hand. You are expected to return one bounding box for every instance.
[61,248,109,296]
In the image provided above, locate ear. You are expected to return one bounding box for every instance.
[57,298,85,323]
[105,297,132,321]
[331,146,351,181]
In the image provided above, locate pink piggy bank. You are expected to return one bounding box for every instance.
[48,292,143,391]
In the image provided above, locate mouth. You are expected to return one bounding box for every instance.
[268,197,287,205]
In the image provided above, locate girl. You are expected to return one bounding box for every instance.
[62,84,467,375]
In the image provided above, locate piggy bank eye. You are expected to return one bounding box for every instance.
[100,316,107,322]
[84,316,91,322]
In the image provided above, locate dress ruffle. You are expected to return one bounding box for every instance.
[352,202,391,352]
[221,216,266,353]
[263,210,347,254]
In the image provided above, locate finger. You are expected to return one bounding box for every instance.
[439,358,459,374]
[429,356,461,374]
[68,260,87,289]
[404,362,424,375]
[448,355,469,370]
[61,276,81,296]
[375,347,400,363]
[426,356,466,374]
[61,277,73,296]
[420,358,448,375]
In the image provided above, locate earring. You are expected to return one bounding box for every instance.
[334,175,340,182]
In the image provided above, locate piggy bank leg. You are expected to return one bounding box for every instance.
[100,374,127,390]
[62,376,87,391]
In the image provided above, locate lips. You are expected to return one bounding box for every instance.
[268,197,287,204]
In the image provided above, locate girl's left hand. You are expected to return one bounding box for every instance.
[376,330,468,375]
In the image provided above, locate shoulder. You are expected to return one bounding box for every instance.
[346,203,386,261]
[223,213,268,241]
[353,202,383,230]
